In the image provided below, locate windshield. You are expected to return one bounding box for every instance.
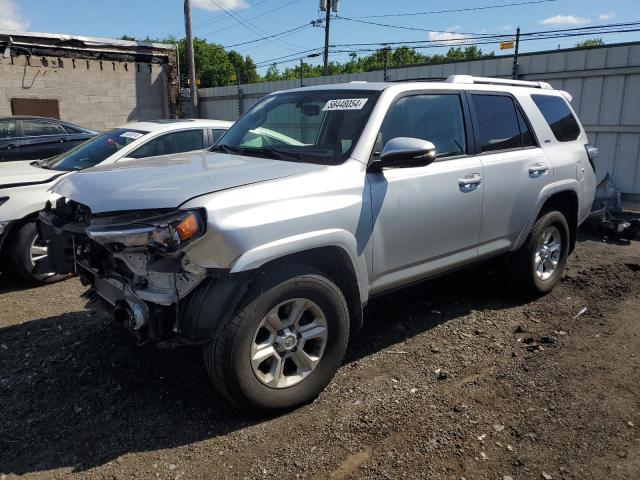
[45,128,148,171]
[215,90,379,165]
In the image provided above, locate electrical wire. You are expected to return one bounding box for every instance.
[200,0,302,37]
[352,0,558,19]
[222,22,311,48]
[206,0,300,51]
[252,22,640,69]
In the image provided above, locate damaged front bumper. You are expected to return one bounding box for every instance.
[38,197,249,346]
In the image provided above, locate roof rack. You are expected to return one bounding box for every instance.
[445,75,553,90]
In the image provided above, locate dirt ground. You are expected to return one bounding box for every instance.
[1,229,639,480]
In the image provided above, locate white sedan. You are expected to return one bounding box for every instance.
[0,118,232,284]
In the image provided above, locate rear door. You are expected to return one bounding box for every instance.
[18,119,69,160]
[0,119,22,162]
[468,92,553,256]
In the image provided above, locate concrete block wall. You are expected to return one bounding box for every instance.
[0,55,170,131]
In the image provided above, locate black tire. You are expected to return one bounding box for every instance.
[202,265,350,413]
[6,222,68,285]
[510,210,570,297]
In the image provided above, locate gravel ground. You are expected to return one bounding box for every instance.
[1,229,639,479]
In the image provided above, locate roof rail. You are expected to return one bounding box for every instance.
[445,75,553,90]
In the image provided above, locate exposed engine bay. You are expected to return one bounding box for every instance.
[38,195,245,346]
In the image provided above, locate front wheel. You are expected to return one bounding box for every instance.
[7,222,69,285]
[511,210,570,296]
[202,265,350,413]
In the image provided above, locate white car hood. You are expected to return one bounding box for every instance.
[52,150,326,213]
[0,161,65,188]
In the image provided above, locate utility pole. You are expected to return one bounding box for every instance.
[512,26,521,79]
[382,46,391,81]
[300,58,304,87]
[184,0,198,114]
[320,0,339,76]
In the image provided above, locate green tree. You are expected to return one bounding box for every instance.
[227,51,259,84]
[576,38,605,48]
[177,38,235,88]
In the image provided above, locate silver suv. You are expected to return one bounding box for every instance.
[39,76,597,412]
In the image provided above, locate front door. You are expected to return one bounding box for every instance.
[369,92,483,293]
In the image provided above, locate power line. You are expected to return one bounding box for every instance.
[329,21,640,48]
[169,0,272,37]
[352,0,558,19]
[222,22,311,48]
[253,22,640,69]
[200,0,302,37]
[207,0,299,51]
[335,15,493,36]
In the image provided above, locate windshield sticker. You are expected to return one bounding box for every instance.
[120,131,144,140]
[322,98,368,111]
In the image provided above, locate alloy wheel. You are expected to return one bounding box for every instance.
[250,298,328,389]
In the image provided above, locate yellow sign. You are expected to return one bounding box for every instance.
[500,41,515,50]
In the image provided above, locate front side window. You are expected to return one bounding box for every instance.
[210,128,227,144]
[217,90,379,165]
[0,120,17,139]
[380,94,467,158]
[130,129,205,159]
[45,128,147,171]
[531,94,580,142]
[22,120,65,136]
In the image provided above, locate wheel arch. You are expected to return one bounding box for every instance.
[538,189,579,253]
[0,211,40,257]
[514,187,579,254]
[256,245,365,332]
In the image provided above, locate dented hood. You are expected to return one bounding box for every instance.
[0,160,65,188]
[51,150,326,213]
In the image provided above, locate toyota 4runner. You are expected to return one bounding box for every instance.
[38,75,597,412]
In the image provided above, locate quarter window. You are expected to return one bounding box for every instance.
[130,129,204,158]
[531,94,580,142]
[0,119,17,139]
[380,94,467,158]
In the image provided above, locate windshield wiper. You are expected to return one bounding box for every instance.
[240,147,305,163]
[31,160,52,170]
[211,144,240,155]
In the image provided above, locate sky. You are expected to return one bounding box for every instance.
[1,0,640,74]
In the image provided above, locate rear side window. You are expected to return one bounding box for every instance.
[471,94,528,153]
[22,120,66,136]
[531,94,580,142]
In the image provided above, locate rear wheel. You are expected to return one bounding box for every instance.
[202,265,350,413]
[511,210,570,296]
[7,222,68,285]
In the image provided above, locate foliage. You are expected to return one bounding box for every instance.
[120,35,494,87]
[576,38,605,48]
[269,45,494,82]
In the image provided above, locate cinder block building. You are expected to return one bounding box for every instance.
[0,31,180,131]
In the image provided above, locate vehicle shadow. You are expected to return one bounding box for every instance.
[0,265,523,475]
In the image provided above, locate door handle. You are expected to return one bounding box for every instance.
[528,162,549,177]
[458,173,482,188]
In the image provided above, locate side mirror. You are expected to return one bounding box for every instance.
[370,137,437,169]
